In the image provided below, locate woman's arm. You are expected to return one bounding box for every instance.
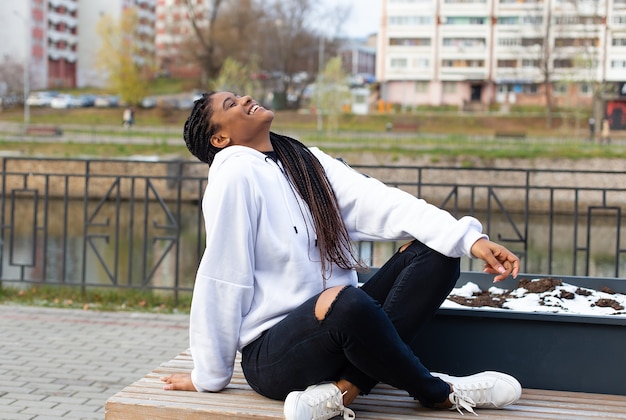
[186,163,257,392]
[311,148,486,258]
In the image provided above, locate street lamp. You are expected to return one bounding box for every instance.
[13,9,30,127]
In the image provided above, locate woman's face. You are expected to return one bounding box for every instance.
[209,91,274,151]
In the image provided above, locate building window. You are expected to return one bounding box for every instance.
[443,17,487,25]
[413,58,430,68]
[579,59,599,69]
[614,15,626,25]
[611,60,626,68]
[497,83,539,95]
[390,37,431,46]
[612,38,626,46]
[497,16,519,24]
[497,84,511,93]
[523,84,539,94]
[441,59,485,67]
[555,37,599,47]
[556,16,603,25]
[442,38,486,47]
[443,82,457,93]
[522,16,543,25]
[390,57,409,68]
[497,59,517,67]
[521,37,543,46]
[579,83,592,96]
[415,81,428,92]
[553,83,568,96]
[521,59,540,68]
[554,59,574,68]
[498,38,521,46]
[389,16,432,25]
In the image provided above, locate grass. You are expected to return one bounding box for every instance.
[0,283,192,313]
[0,140,186,159]
[1,131,624,162]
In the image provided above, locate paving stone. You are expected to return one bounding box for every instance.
[0,304,189,419]
[1,413,36,420]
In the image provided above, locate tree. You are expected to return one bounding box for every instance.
[317,57,349,133]
[182,0,227,83]
[540,4,555,129]
[96,8,154,105]
[535,0,605,129]
[0,55,24,108]
[210,57,262,100]
[179,0,352,109]
[258,0,351,108]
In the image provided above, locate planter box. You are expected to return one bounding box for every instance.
[410,272,626,396]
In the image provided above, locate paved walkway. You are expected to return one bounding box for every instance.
[0,304,189,419]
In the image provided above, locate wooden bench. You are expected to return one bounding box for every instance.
[25,125,63,136]
[104,349,626,419]
[494,131,526,139]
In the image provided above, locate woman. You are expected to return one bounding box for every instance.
[162,91,522,419]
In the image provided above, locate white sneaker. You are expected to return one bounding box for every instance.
[283,383,356,420]
[432,371,522,415]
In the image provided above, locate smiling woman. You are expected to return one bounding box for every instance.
[182,92,274,165]
[166,90,523,420]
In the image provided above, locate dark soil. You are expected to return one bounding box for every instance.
[447,277,625,312]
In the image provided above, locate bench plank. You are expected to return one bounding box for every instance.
[105,350,626,419]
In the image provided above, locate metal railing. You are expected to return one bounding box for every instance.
[1,156,625,298]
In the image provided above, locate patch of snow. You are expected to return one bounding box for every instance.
[442,279,626,317]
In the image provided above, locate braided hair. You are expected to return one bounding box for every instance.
[183,92,364,277]
[183,92,220,164]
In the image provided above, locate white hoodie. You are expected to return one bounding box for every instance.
[189,145,486,392]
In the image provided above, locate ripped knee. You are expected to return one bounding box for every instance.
[399,240,414,253]
[314,285,348,321]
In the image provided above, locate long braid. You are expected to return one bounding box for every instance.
[270,132,364,276]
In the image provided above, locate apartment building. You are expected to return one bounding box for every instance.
[46,0,78,88]
[340,41,377,80]
[377,0,626,116]
[0,0,78,90]
[77,0,156,87]
[155,0,208,79]
[0,0,156,90]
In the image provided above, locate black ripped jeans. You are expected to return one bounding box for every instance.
[241,240,460,407]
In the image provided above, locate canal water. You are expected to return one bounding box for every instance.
[4,200,625,289]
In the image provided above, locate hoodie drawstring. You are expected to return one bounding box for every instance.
[265,156,299,234]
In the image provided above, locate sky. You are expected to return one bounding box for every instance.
[328,0,382,39]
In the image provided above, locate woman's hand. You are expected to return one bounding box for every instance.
[470,238,520,283]
[161,373,197,391]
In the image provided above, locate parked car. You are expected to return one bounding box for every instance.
[140,96,157,109]
[26,91,58,107]
[78,94,96,107]
[50,94,77,109]
[94,95,120,108]
[176,98,194,110]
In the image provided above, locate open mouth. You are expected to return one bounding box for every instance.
[248,104,260,115]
